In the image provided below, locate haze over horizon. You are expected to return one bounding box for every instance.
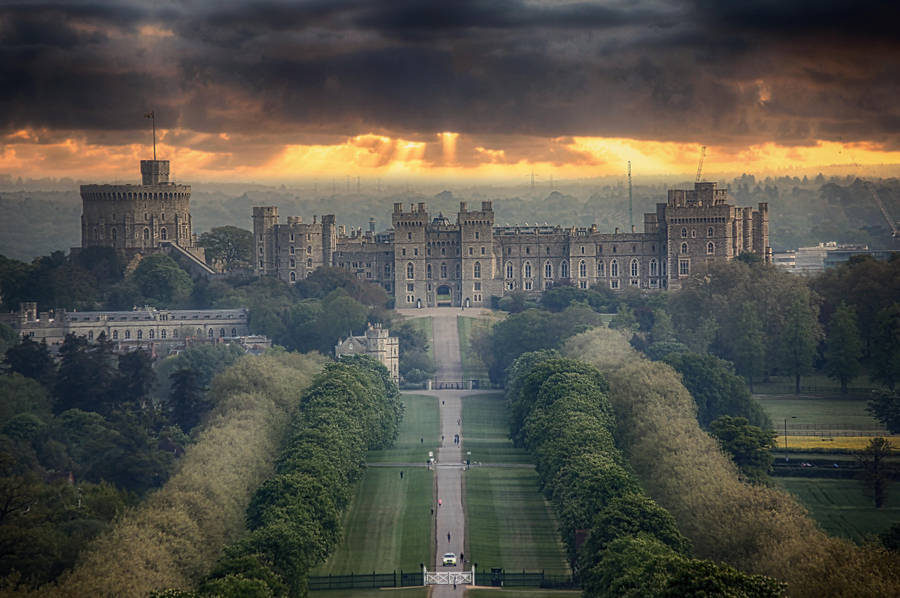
[3,1,900,183]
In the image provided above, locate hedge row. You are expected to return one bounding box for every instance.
[506,350,784,598]
[190,355,403,598]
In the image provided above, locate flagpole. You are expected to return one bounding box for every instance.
[152,112,156,161]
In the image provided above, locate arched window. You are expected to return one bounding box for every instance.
[681,242,688,254]
[579,260,587,278]
[307,258,312,267]
[161,329,167,339]
[208,329,214,338]
[707,242,715,255]
[160,227,168,240]
[407,262,414,279]
[290,271,296,281]
[545,261,553,278]
[143,228,150,240]
[631,259,639,277]
[112,330,118,340]
[611,259,619,277]
[231,328,237,336]
[650,259,658,276]
[524,261,532,278]
[125,330,131,339]
[441,247,446,256]
[561,261,569,278]
[505,262,513,279]
[707,226,714,237]
[474,262,481,279]
[681,227,687,238]
[440,263,447,278]
[149,329,154,339]
[598,261,605,277]
[137,329,143,340]
[427,264,433,279]
[220,328,225,337]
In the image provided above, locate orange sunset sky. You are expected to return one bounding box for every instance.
[3,1,900,183]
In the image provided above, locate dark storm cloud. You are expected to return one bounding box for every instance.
[1,0,899,148]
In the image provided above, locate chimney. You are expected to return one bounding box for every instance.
[369,217,376,233]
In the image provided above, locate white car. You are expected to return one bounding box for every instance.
[442,552,457,566]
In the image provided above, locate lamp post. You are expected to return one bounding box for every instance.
[784,416,797,462]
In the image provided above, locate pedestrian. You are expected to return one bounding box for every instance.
[442,435,444,444]
[460,552,464,563]
[448,532,451,543]
[400,470,404,479]
[438,498,442,507]
[431,508,434,515]
[457,418,460,425]
[421,437,424,444]
[442,400,445,405]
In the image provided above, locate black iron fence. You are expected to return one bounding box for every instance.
[307,568,577,590]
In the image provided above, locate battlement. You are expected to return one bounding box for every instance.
[140,160,170,185]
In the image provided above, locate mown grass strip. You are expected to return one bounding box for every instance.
[462,393,532,464]
[465,468,570,573]
[367,393,440,463]
[310,588,427,598]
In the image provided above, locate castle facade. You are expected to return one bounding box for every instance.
[334,323,400,383]
[253,181,770,308]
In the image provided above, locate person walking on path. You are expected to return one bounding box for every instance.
[447,532,451,543]
[438,498,442,507]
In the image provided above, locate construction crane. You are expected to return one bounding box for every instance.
[864,181,899,238]
[695,145,706,183]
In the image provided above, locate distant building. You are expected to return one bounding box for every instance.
[79,160,214,276]
[4,302,252,354]
[823,247,900,269]
[334,323,399,383]
[254,181,771,306]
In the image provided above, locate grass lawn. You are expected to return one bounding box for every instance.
[310,589,427,598]
[466,591,580,598]
[462,394,532,464]
[777,477,900,542]
[458,316,494,382]
[368,394,441,463]
[755,395,887,429]
[465,467,570,573]
[776,435,900,451]
[753,373,878,397]
[311,466,433,574]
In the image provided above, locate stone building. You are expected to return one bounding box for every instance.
[334,323,400,383]
[80,160,211,274]
[253,181,771,307]
[5,302,250,350]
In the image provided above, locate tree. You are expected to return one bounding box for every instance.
[823,302,864,393]
[130,254,194,306]
[117,349,156,405]
[168,368,211,433]
[857,437,894,508]
[777,289,821,393]
[731,302,765,392]
[198,226,253,272]
[3,336,55,386]
[871,303,900,390]
[867,391,900,434]
[709,416,777,483]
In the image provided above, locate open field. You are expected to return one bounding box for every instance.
[311,466,433,574]
[755,395,887,430]
[458,316,495,382]
[776,477,900,542]
[310,589,427,598]
[776,435,900,451]
[462,394,532,464]
[753,374,879,397]
[466,590,580,598]
[465,468,570,573]
[368,394,440,463]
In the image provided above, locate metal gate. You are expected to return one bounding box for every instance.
[424,568,474,585]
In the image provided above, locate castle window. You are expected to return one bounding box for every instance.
[524,261,532,278]
[401,248,406,256]
[681,227,687,238]
[707,242,715,255]
[407,283,414,292]
[650,259,658,276]
[232,328,237,336]
[581,246,585,254]
[290,246,295,254]
[579,281,588,289]
[612,245,617,253]
[505,262,513,279]
[306,233,311,241]
[414,248,419,256]
[598,245,603,254]
[307,246,312,255]
[456,263,461,278]
[474,262,481,278]
[208,329,214,338]
[113,330,118,340]
[441,263,448,278]
[137,330,143,340]
[290,271,296,282]
[598,261,605,277]
[507,247,512,255]
[681,242,688,254]
[475,231,480,240]
[427,264,433,279]
[468,247,473,256]
[220,328,225,337]
[385,264,391,276]
[611,259,619,277]
[707,227,714,237]
[679,259,690,276]
[307,259,312,267]
[161,213,165,221]
[545,261,552,278]
[145,213,149,221]
[259,246,264,255]
[290,259,296,268]
[474,282,481,291]
[561,260,569,278]
[290,233,295,242]
[143,228,150,240]
[149,329,154,339]
[631,259,639,277]
[546,247,550,255]
[525,280,533,290]
[125,330,131,339]
[441,247,446,256]
[88,330,94,341]
[259,260,264,268]
[526,247,530,255]
[407,262,414,279]
[481,247,485,255]
[691,230,696,238]
[160,227,167,240]
[161,329,167,339]
[427,248,432,256]
[610,279,619,289]
[579,260,587,277]
[408,232,412,240]
[632,245,636,253]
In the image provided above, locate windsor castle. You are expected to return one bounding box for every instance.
[80,160,771,309]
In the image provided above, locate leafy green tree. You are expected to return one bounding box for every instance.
[117,349,156,405]
[867,391,900,434]
[857,437,894,508]
[198,226,253,272]
[823,302,864,393]
[0,322,18,357]
[777,288,821,393]
[709,416,777,482]
[130,254,194,306]
[3,336,55,386]
[0,373,52,422]
[871,303,900,390]
[731,302,765,391]
[168,368,211,433]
